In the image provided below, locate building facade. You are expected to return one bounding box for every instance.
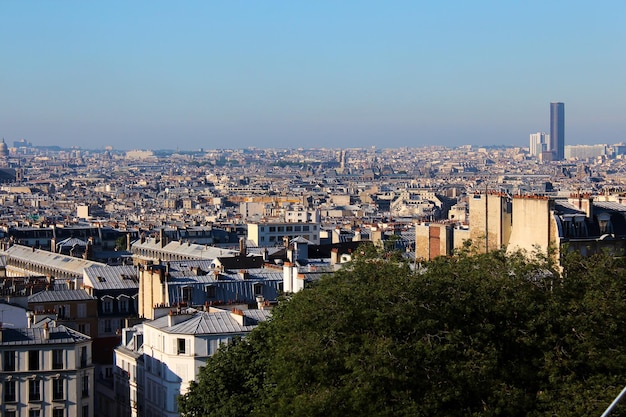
[0,323,94,417]
[114,308,271,417]
[247,222,321,246]
[529,132,549,157]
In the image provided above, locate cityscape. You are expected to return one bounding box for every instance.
[2,1,626,416]
[1,98,626,415]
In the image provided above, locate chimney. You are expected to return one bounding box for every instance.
[239,237,247,256]
[283,262,293,292]
[126,233,131,251]
[0,322,3,343]
[256,295,265,310]
[230,308,246,326]
[167,309,193,327]
[43,322,50,340]
[159,229,165,248]
[330,248,339,265]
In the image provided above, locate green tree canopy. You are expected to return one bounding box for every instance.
[179,247,626,417]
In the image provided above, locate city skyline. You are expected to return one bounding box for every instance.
[1,1,625,150]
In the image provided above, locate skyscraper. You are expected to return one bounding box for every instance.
[529,132,549,157]
[550,102,565,160]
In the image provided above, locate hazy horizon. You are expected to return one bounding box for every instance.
[2,1,625,150]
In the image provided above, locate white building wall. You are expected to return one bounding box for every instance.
[247,222,321,246]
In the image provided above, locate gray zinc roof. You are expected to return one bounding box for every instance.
[133,238,239,259]
[0,325,91,346]
[28,289,95,303]
[4,245,104,277]
[83,265,139,290]
[147,309,271,335]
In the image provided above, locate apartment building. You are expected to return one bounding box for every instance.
[114,308,271,417]
[247,222,320,246]
[0,321,94,417]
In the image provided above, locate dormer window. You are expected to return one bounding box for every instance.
[205,285,216,299]
[102,296,114,313]
[597,213,613,235]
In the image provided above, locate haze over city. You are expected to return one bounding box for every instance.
[2,1,625,150]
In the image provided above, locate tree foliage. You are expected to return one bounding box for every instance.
[179,246,626,417]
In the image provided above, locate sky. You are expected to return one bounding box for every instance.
[1,1,625,150]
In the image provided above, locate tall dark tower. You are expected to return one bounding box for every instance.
[550,102,564,160]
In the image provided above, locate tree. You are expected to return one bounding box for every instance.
[178,325,271,417]
[179,246,626,417]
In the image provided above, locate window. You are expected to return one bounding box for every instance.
[82,376,89,398]
[104,319,112,333]
[119,298,129,313]
[3,350,15,371]
[253,283,263,296]
[78,323,89,335]
[295,226,301,231]
[182,286,193,302]
[28,410,40,417]
[205,285,216,299]
[53,409,64,417]
[269,226,276,232]
[103,298,113,313]
[52,349,63,369]
[29,380,41,401]
[286,226,293,232]
[277,226,284,232]
[81,346,88,368]
[82,406,89,417]
[303,225,310,231]
[55,304,68,319]
[29,350,39,370]
[177,338,186,354]
[77,303,86,318]
[4,380,16,402]
[52,379,64,400]
[4,410,16,417]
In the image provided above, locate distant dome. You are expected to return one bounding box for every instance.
[0,139,8,158]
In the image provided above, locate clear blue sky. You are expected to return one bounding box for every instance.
[1,1,625,150]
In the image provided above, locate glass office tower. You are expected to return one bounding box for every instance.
[550,102,565,160]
